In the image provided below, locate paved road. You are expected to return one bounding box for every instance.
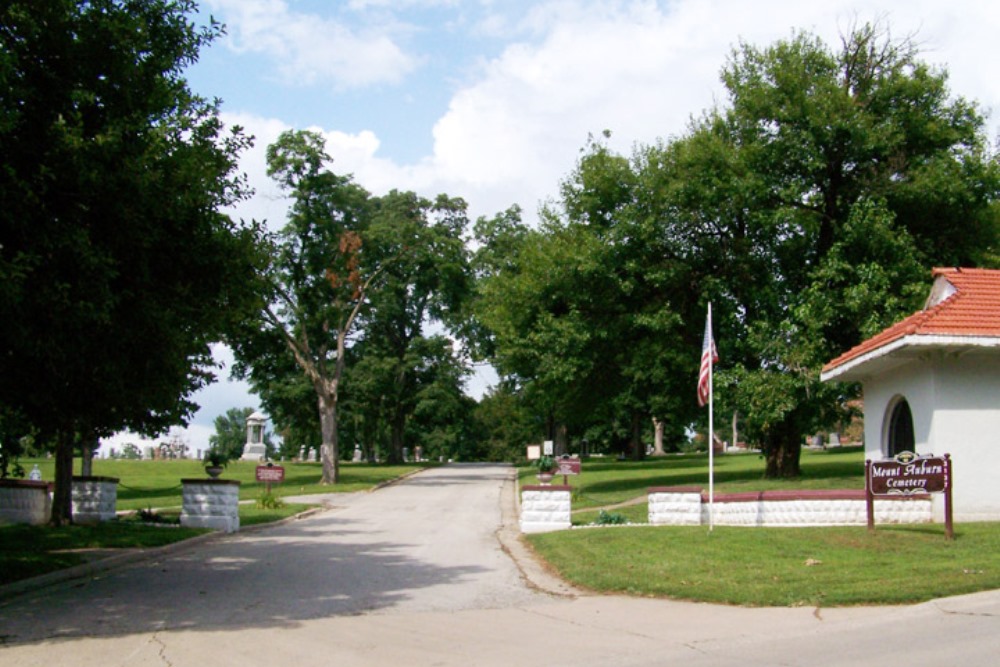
[1,464,998,666]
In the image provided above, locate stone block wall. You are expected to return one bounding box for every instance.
[649,487,932,527]
[647,486,703,525]
[72,476,119,524]
[180,478,241,532]
[0,479,51,525]
[520,485,572,533]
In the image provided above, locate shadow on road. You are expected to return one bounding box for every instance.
[0,510,490,646]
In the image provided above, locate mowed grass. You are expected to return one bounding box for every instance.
[521,448,1000,606]
[16,457,433,510]
[519,447,867,513]
[527,523,1000,606]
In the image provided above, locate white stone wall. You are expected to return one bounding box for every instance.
[520,487,571,533]
[648,490,702,525]
[72,477,118,524]
[708,498,930,526]
[180,479,240,533]
[648,489,932,527]
[0,481,51,525]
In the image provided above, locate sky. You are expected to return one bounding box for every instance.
[101,0,1000,457]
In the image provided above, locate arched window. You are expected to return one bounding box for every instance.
[886,398,915,457]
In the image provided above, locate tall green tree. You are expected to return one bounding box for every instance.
[353,190,473,463]
[0,0,262,523]
[474,139,690,458]
[233,131,473,478]
[232,130,376,484]
[646,24,1000,476]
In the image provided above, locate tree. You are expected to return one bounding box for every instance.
[0,1,262,523]
[349,190,473,463]
[209,407,273,462]
[645,23,1000,476]
[232,130,376,484]
[474,139,691,458]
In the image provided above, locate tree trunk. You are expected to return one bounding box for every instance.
[80,437,96,477]
[319,394,339,484]
[50,432,75,526]
[629,412,645,461]
[388,404,406,464]
[555,423,568,457]
[763,431,802,478]
[652,418,665,456]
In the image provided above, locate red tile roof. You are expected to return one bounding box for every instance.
[822,267,1000,374]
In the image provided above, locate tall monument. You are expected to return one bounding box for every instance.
[241,411,268,461]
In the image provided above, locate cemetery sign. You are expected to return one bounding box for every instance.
[865,452,952,539]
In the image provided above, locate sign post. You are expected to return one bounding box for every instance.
[866,452,952,539]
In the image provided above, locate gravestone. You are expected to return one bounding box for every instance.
[352,445,363,462]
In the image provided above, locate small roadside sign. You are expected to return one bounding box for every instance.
[256,464,285,494]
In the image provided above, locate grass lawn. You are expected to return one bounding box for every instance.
[521,447,1000,606]
[520,447,867,513]
[527,523,1000,606]
[15,457,433,510]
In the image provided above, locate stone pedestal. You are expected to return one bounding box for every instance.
[0,479,52,525]
[520,485,572,533]
[180,478,241,532]
[72,476,119,524]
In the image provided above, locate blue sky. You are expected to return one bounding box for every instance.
[102,0,1000,456]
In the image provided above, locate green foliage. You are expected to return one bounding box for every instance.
[481,22,1000,477]
[595,509,627,525]
[534,455,555,472]
[233,130,475,477]
[0,0,264,521]
[203,448,229,468]
[255,492,285,510]
[472,383,541,462]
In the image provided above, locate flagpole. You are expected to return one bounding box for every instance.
[707,302,714,532]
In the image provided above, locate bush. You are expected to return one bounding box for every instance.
[256,492,285,510]
[596,509,626,525]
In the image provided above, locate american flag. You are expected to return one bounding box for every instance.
[697,308,718,407]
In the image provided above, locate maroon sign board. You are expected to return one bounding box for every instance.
[866,452,952,539]
[554,457,581,485]
[555,459,581,476]
[256,465,285,483]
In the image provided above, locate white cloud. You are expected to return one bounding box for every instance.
[205,0,417,89]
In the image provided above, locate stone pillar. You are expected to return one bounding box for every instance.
[0,479,52,525]
[71,476,119,524]
[519,485,572,533]
[180,479,241,532]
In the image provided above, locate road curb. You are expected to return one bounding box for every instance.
[495,470,584,599]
